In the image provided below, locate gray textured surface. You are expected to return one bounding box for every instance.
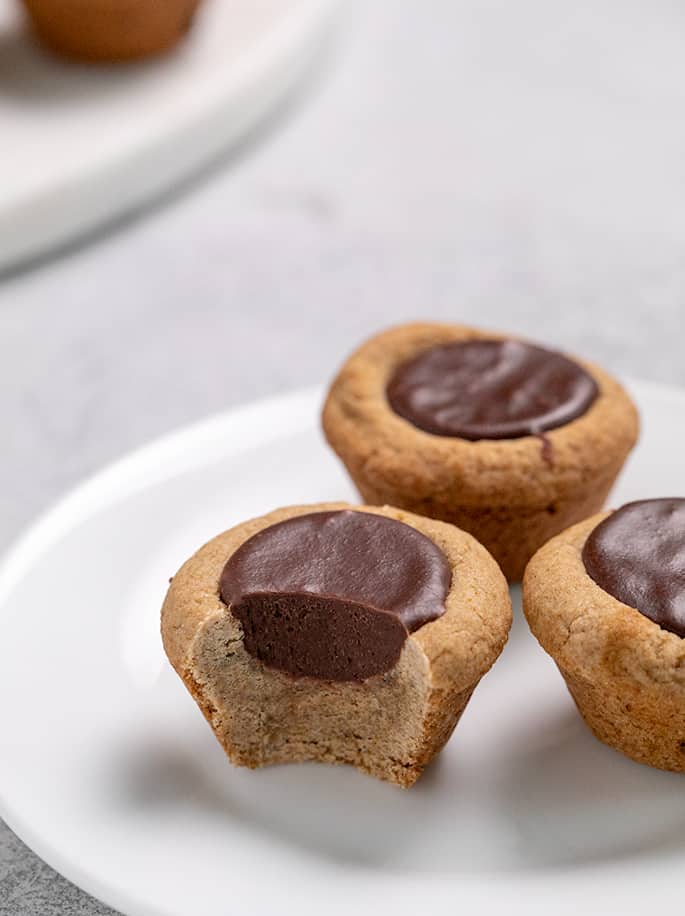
[1,1,685,912]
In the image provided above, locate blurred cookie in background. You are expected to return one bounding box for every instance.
[19,0,203,62]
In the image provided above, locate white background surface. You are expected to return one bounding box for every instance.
[1,1,685,913]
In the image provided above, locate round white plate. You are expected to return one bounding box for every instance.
[0,381,683,916]
[0,0,340,273]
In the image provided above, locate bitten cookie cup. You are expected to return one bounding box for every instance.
[322,323,639,581]
[20,0,202,62]
[523,509,685,773]
[161,502,512,788]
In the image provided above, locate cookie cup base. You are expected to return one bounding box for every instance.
[559,665,685,773]
[322,323,640,583]
[162,502,512,788]
[523,512,685,775]
[184,647,479,788]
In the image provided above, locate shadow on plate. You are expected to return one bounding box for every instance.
[493,707,685,870]
[111,690,685,876]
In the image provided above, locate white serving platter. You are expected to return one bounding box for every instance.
[0,381,683,916]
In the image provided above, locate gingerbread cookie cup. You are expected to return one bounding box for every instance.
[322,323,639,581]
[21,0,202,62]
[523,501,685,772]
[161,503,511,787]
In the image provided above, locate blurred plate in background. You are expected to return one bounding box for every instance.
[0,0,340,273]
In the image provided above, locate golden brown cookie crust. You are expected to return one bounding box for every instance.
[162,502,512,786]
[322,323,640,581]
[523,512,685,772]
[21,0,201,62]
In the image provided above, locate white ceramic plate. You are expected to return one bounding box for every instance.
[0,0,340,273]
[0,381,683,916]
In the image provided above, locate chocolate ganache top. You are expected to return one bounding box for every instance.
[582,498,685,638]
[386,338,599,440]
[220,510,452,681]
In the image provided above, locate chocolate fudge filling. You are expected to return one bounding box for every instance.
[386,338,599,440]
[583,499,685,638]
[220,510,451,681]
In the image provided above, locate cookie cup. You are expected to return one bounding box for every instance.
[322,323,639,581]
[162,502,512,787]
[21,0,202,62]
[523,513,685,772]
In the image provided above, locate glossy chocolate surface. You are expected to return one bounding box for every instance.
[387,338,599,440]
[583,498,685,638]
[220,510,452,680]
